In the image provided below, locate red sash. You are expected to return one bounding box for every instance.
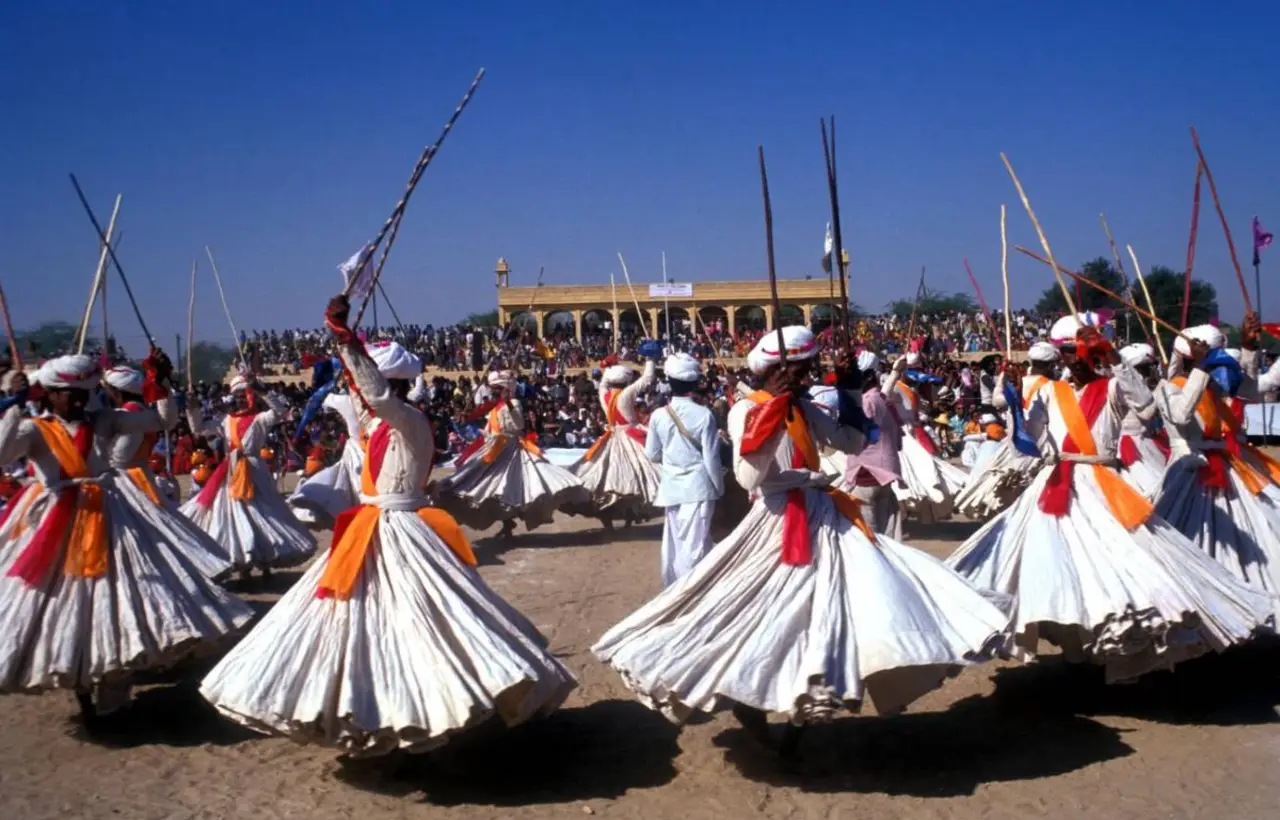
[194,413,257,508]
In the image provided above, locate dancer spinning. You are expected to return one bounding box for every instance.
[569,355,661,529]
[889,353,966,523]
[645,353,723,587]
[955,341,1059,519]
[0,353,253,723]
[435,369,587,537]
[947,315,1272,682]
[1152,319,1280,615]
[842,350,906,537]
[288,372,364,528]
[1115,343,1170,498]
[202,295,576,757]
[594,327,1008,757]
[179,374,315,581]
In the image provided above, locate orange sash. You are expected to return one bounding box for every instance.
[582,391,623,463]
[1050,381,1152,530]
[126,467,162,504]
[317,423,476,600]
[1023,375,1049,410]
[34,419,108,578]
[895,382,918,414]
[227,415,256,501]
[481,404,544,464]
[1171,376,1280,494]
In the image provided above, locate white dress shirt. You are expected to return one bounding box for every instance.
[645,396,724,506]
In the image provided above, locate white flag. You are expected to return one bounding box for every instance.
[339,245,375,299]
[821,223,833,274]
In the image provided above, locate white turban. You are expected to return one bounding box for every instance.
[1225,347,1243,362]
[979,412,1000,425]
[366,341,422,380]
[1174,324,1226,358]
[229,375,250,394]
[1027,341,1060,363]
[603,364,634,386]
[905,352,921,367]
[1049,311,1102,343]
[35,355,101,390]
[104,365,144,395]
[407,375,429,403]
[664,353,701,383]
[487,369,516,390]
[747,326,819,375]
[1119,343,1156,368]
[855,350,879,372]
[807,385,839,418]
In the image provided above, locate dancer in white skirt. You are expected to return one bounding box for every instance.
[595,327,1008,757]
[435,369,588,537]
[569,357,661,529]
[955,342,1058,519]
[645,353,723,587]
[1114,343,1170,498]
[1151,319,1280,615]
[201,296,576,757]
[101,366,235,582]
[0,354,253,723]
[888,355,965,522]
[179,374,315,580]
[947,315,1272,682]
[842,350,907,538]
[288,382,363,528]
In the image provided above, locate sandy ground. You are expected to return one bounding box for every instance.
[4,488,1280,820]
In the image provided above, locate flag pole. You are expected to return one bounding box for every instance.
[758,145,787,367]
[662,251,670,344]
[1256,218,1269,439]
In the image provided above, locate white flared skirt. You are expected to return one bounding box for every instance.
[435,436,589,531]
[0,477,254,694]
[1154,452,1280,618]
[947,461,1274,682]
[179,457,316,571]
[594,487,1008,722]
[954,440,1040,520]
[288,441,362,527]
[568,428,661,519]
[1119,434,1169,499]
[894,433,965,523]
[200,508,578,757]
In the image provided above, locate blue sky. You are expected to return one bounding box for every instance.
[3,1,1278,352]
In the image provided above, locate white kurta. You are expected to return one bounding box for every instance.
[646,397,724,586]
[594,393,1008,722]
[955,373,1046,520]
[288,393,364,526]
[435,398,588,531]
[0,402,253,697]
[569,360,662,519]
[947,365,1273,682]
[179,396,316,571]
[201,342,577,757]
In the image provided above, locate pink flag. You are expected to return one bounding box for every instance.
[1256,217,1274,266]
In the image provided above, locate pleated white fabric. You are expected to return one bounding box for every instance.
[595,488,1009,722]
[568,431,661,519]
[954,439,1040,520]
[288,439,362,526]
[893,435,964,522]
[1119,433,1170,499]
[436,439,589,531]
[0,474,254,694]
[1154,453,1280,619]
[660,500,714,587]
[200,509,577,757]
[179,455,316,571]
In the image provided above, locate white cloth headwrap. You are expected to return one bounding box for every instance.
[807,385,840,419]
[487,369,516,389]
[979,412,1000,425]
[366,341,422,380]
[664,353,701,382]
[747,326,819,375]
[1119,343,1156,368]
[1027,341,1061,362]
[1174,324,1226,358]
[603,364,634,386]
[36,354,101,390]
[856,350,879,372]
[105,366,144,395]
[1049,312,1101,343]
[905,352,921,366]
[229,375,250,393]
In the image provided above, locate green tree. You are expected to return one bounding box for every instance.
[1133,266,1219,350]
[1033,257,1125,315]
[187,341,238,384]
[15,320,80,359]
[459,310,499,327]
[887,287,977,317]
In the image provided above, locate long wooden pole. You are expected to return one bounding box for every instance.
[1099,213,1156,348]
[1127,245,1169,364]
[1189,126,1252,313]
[1000,204,1012,358]
[0,282,21,368]
[906,267,925,343]
[69,175,154,346]
[609,272,620,353]
[187,259,197,390]
[1000,153,1077,315]
[758,145,787,366]
[963,258,1001,341]
[820,117,850,344]
[617,252,652,338]
[76,194,122,354]
[204,246,247,365]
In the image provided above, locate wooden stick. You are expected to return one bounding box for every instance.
[1000,153,1077,315]
[204,246,248,366]
[350,68,487,327]
[610,272,620,353]
[758,145,787,366]
[1000,204,1012,358]
[820,117,850,344]
[963,258,1001,341]
[0,282,21,368]
[906,267,925,343]
[1127,244,1169,364]
[187,259,197,390]
[1099,213,1156,349]
[693,307,727,372]
[1183,161,1203,327]
[617,252,652,338]
[69,175,154,346]
[1189,126,1251,313]
[76,194,121,354]
[1015,246,1190,341]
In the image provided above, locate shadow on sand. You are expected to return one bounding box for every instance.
[333,699,680,805]
[473,522,662,567]
[70,674,258,749]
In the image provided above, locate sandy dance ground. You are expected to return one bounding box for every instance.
[4,504,1280,820]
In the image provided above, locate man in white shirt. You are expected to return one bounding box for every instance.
[645,353,724,586]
